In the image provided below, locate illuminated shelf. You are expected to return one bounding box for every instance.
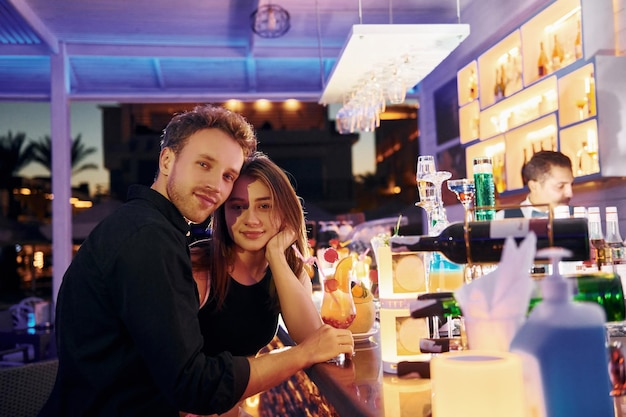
[479,76,557,140]
[457,0,626,193]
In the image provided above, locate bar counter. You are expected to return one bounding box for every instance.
[305,328,432,417]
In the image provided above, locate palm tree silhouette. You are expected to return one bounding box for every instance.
[30,134,98,174]
[0,131,35,180]
[0,131,35,218]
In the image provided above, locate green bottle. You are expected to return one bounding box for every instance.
[411,292,462,318]
[411,272,625,322]
[539,272,625,322]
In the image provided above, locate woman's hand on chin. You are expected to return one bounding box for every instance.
[266,228,296,259]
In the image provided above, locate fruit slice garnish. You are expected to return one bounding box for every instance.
[323,248,339,263]
[324,278,339,292]
[351,283,365,298]
[333,255,354,289]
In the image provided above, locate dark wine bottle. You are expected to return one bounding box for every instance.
[411,272,625,322]
[390,218,590,264]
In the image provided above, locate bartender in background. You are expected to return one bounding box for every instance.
[496,150,574,219]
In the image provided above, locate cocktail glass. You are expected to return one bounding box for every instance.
[422,171,452,235]
[447,178,476,221]
[416,181,438,233]
[416,156,451,235]
[320,257,356,366]
[416,155,436,182]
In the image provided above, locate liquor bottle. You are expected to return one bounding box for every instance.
[472,156,496,220]
[411,271,625,322]
[606,206,626,264]
[493,153,506,194]
[551,34,564,71]
[499,63,508,97]
[575,19,583,60]
[588,207,611,269]
[587,73,596,116]
[537,41,549,78]
[468,68,478,101]
[390,217,590,264]
[493,68,503,102]
[521,147,529,185]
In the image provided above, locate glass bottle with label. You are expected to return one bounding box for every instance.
[390,217,590,264]
[493,68,503,102]
[587,73,596,116]
[551,34,564,71]
[588,207,611,270]
[468,68,478,101]
[605,206,626,265]
[537,41,549,78]
[410,271,625,322]
[574,18,583,60]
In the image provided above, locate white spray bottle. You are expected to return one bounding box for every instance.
[509,247,613,417]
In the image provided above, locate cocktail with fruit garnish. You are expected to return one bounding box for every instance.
[447,178,475,220]
[320,249,356,330]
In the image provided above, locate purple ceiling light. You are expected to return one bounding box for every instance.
[251,4,290,38]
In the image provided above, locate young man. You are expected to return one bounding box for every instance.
[496,150,574,219]
[39,105,353,417]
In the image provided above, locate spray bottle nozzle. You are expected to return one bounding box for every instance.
[536,247,573,301]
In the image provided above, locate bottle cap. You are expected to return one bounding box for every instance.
[573,206,587,218]
[553,205,570,219]
[606,207,619,222]
[588,207,601,222]
[472,157,493,174]
[473,156,492,165]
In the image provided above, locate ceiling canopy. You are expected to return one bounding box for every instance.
[0,0,467,103]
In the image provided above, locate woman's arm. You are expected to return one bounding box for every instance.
[265,229,323,344]
[242,324,353,399]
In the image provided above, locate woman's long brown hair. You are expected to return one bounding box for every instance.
[207,152,308,311]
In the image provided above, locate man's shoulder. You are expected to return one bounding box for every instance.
[495,207,525,219]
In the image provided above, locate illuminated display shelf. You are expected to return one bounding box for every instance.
[456,0,626,193]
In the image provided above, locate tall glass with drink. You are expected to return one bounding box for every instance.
[472,157,496,221]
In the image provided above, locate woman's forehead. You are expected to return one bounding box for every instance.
[231,176,270,199]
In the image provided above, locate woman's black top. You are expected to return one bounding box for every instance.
[198,270,279,357]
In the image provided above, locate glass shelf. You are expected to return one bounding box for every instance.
[504,114,558,190]
[560,119,599,178]
[457,0,626,190]
[479,76,557,140]
[478,30,522,109]
[458,60,479,107]
[459,100,480,144]
[520,0,582,86]
[558,62,595,127]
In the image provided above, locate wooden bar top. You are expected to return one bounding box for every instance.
[305,329,432,417]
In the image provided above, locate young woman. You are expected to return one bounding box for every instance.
[190,152,326,357]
